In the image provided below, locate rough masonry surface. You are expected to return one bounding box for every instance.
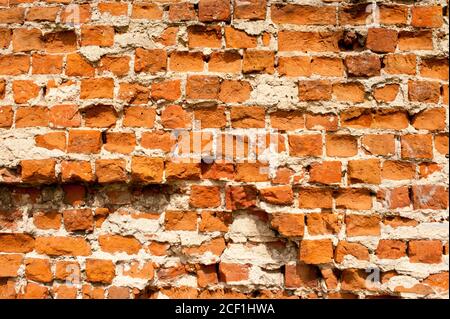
[0,0,449,299]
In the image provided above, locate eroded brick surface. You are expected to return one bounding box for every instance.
[0,0,448,299]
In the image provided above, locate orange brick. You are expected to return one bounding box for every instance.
[12,80,40,104]
[166,162,201,180]
[382,161,416,181]
[299,240,334,264]
[141,131,174,152]
[86,259,115,284]
[13,106,44,127]
[411,6,443,28]
[81,25,114,47]
[224,27,257,48]
[12,28,42,52]
[234,0,266,20]
[298,187,333,209]
[362,134,395,156]
[68,130,102,154]
[309,161,341,185]
[33,211,61,230]
[278,56,311,77]
[118,82,149,105]
[408,240,443,264]
[98,235,141,255]
[289,135,322,157]
[61,161,94,183]
[299,80,332,101]
[366,28,398,53]
[230,106,265,128]
[169,2,196,21]
[307,213,341,235]
[186,75,220,99]
[219,263,249,283]
[335,188,372,210]
[165,211,197,231]
[161,104,192,129]
[259,185,294,205]
[98,2,128,16]
[21,159,56,184]
[199,211,232,232]
[99,56,131,76]
[0,55,29,75]
[95,159,127,183]
[190,186,221,208]
[285,263,319,288]
[346,215,381,237]
[188,25,222,48]
[199,0,230,22]
[326,135,357,157]
[408,81,440,103]
[134,48,167,73]
[376,240,407,259]
[243,50,274,74]
[151,79,181,101]
[123,106,155,128]
[333,82,365,103]
[35,132,66,151]
[66,53,95,76]
[209,51,242,73]
[305,113,338,131]
[32,54,63,74]
[398,31,433,51]
[379,4,408,25]
[104,132,136,154]
[131,157,164,183]
[25,258,52,283]
[131,2,162,19]
[384,54,416,75]
[348,159,381,185]
[169,51,204,72]
[80,78,114,99]
[335,242,369,263]
[401,134,433,159]
[271,4,335,25]
[311,57,344,76]
[0,254,22,277]
[270,213,304,237]
[35,236,91,256]
[235,163,268,182]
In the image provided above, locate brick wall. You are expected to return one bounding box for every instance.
[0,0,448,299]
